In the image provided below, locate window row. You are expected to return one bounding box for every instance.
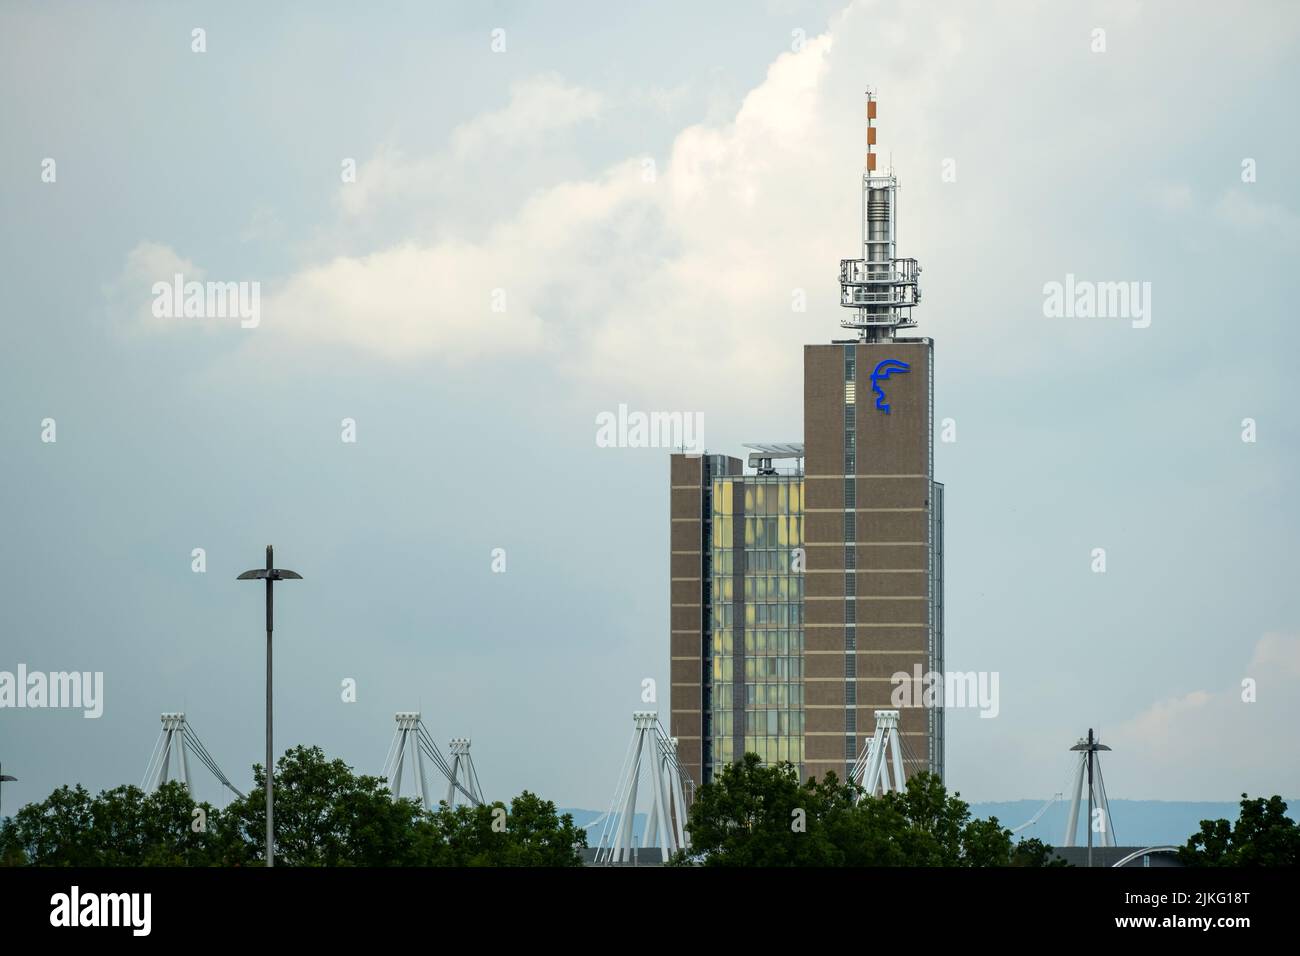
[711,602,807,629]
[710,516,805,549]
[709,681,805,709]
[748,682,803,707]
[744,735,804,765]
[743,709,805,736]
[710,548,806,575]
[746,516,802,548]
[711,575,806,603]
[711,629,805,656]
[745,549,802,574]
[711,736,806,767]
[744,656,802,680]
[713,657,802,681]
[747,603,804,627]
[710,481,804,517]
[744,576,804,602]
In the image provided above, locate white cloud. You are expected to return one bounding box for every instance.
[240,205,285,244]
[1215,188,1300,239]
[1151,182,1193,212]
[1249,632,1300,680]
[261,33,842,396]
[114,0,1300,413]
[448,74,603,158]
[338,73,603,220]
[121,241,203,285]
[264,238,550,363]
[106,241,205,333]
[1109,634,1300,799]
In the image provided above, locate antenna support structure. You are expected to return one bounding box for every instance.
[839,89,922,342]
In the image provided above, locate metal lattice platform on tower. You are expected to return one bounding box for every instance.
[839,90,922,341]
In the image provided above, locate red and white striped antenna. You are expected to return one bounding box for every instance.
[865,88,878,172]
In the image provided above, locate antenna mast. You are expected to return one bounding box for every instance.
[839,90,922,342]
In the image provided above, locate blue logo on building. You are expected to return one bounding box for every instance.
[870,359,910,414]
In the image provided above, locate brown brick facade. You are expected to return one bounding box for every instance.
[668,339,942,791]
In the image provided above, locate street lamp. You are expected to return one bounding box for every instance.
[1070,728,1111,868]
[238,545,302,868]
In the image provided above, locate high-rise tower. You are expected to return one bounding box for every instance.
[671,93,943,788]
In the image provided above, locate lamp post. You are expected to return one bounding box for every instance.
[238,545,302,868]
[1070,728,1111,868]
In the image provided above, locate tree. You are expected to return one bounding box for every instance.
[0,782,225,866]
[93,782,225,866]
[0,783,99,866]
[1009,836,1069,868]
[0,744,586,867]
[676,754,1058,867]
[1180,794,1299,867]
[225,747,586,866]
[885,771,976,866]
[219,745,432,866]
[431,791,587,866]
[673,753,864,866]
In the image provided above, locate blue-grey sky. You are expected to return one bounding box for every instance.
[2,0,1298,815]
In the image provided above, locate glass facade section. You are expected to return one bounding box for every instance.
[708,474,805,779]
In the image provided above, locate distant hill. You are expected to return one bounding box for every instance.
[565,800,1299,851]
[970,799,1299,848]
[564,808,648,846]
